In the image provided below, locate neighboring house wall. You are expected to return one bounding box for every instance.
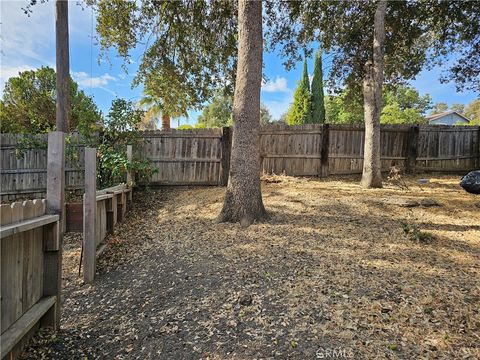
[429,113,470,125]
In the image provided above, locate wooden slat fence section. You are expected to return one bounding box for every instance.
[328,125,365,175]
[259,124,479,176]
[416,126,480,172]
[327,125,411,175]
[138,129,223,185]
[2,125,479,198]
[260,123,323,176]
[1,199,60,359]
[0,133,85,202]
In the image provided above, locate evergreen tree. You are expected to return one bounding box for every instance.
[310,50,326,123]
[286,58,312,125]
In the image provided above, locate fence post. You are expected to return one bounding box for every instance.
[406,125,419,174]
[126,145,133,201]
[44,131,65,329]
[478,127,480,169]
[83,147,96,283]
[220,127,232,186]
[320,124,330,177]
[126,145,133,185]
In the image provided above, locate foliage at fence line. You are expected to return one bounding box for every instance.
[97,99,158,188]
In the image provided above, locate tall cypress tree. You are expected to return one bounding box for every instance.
[311,50,326,123]
[286,58,312,125]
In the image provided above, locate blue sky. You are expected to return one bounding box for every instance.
[1,1,478,127]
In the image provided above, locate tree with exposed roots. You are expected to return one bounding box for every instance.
[217,0,267,226]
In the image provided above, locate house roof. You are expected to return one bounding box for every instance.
[425,111,470,123]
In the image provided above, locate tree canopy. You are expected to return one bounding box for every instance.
[0,66,102,135]
[430,102,449,115]
[266,1,479,96]
[197,90,233,128]
[197,90,272,128]
[464,99,480,125]
[325,85,432,125]
[93,0,238,113]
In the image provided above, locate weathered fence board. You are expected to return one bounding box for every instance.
[260,123,323,176]
[138,129,223,185]
[1,199,60,359]
[416,126,479,172]
[0,133,85,202]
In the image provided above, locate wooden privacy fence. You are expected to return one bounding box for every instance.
[2,125,479,197]
[0,200,61,359]
[0,133,85,202]
[137,124,479,185]
[82,147,133,283]
[137,128,226,185]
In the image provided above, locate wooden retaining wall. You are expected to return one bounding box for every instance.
[0,200,60,359]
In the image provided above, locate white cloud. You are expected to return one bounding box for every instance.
[0,1,55,66]
[262,76,289,93]
[72,71,116,88]
[0,65,35,82]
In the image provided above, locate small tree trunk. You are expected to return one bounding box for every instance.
[361,0,387,188]
[55,0,70,132]
[217,0,267,227]
[161,113,171,130]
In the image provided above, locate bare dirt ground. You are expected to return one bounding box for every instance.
[21,175,479,359]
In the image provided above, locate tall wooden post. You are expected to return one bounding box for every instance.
[126,145,133,201]
[406,125,419,174]
[83,148,96,283]
[220,127,232,186]
[56,0,70,132]
[44,131,65,329]
[126,145,133,185]
[320,124,330,177]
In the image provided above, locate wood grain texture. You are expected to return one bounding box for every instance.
[83,148,96,284]
[137,129,223,185]
[0,133,84,202]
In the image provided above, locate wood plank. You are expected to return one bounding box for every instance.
[261,154,322,159]
[42,131,65,330]
[149,158,221,163]
[1,202,24,333]
[96,193,113,201]
[0,215,59,239]
[0,296,56,358]
[83,147,97,284]
[126,145,133,185]
[96,243,107,258]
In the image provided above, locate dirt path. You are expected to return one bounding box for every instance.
[22,175,479,359]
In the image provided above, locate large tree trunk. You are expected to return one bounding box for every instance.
[361,0,387,188]
[161,113,171,130]
[55,0,70,132]
[217,0,267,227]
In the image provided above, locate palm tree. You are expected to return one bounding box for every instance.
[139,86,189,130]
[139,90,170,130]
